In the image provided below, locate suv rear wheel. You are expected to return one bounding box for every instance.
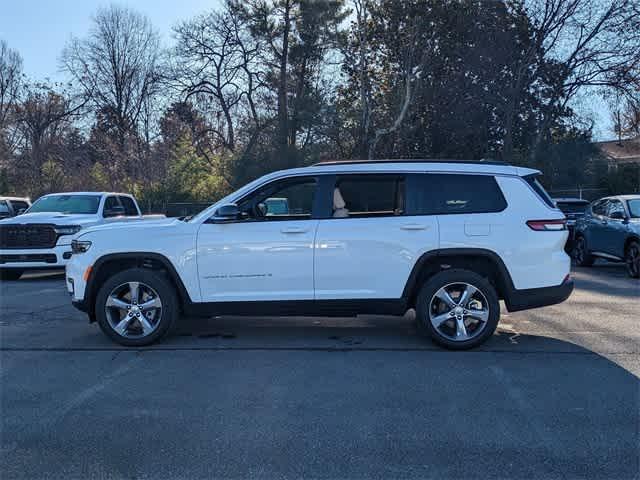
[95,268,178,346]
[572,236,594,267]
[415,269,500,350]
[625,241,640,278]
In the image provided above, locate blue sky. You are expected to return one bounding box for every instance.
[1,0,219,80]
[0,0,613,139]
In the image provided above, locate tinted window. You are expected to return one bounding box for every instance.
[10,200,29,212]
[119,196,139,216]
[333,175,405,218]
[408,174,506,215]
[628,199,640,218]
[237,177,317,221]
[103,196,120,213]
[524,175,556,208]
[28,195,101,214]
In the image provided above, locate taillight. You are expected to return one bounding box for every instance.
[526,219,567,231]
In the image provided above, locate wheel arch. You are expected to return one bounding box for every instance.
[85,252,192,321]
[402,248,516,309]
[624,235,640,253]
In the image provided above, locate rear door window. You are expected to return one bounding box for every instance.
[118,196,139,216]
[0,201,10,215]
[407,174,507,215]
[332,175,405,218]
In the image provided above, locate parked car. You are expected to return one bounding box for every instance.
[553,197,590,252]
[0,197,31,219]
[0,192,164,280]
[66,160,573,349]
[573,194,640,278]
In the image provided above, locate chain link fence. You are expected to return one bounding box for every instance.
[548,188,609,201]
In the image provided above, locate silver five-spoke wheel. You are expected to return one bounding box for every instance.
[105,281,163,339]
[428,282,490,342]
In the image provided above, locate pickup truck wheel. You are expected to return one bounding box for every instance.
[95,268,178,346]
[572,236,594,267]
[0,269,23,281]
[415,269,500,350]
[625,241,640,278]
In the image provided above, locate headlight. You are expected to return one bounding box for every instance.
[71,240,92,254]
[55,225,82,236]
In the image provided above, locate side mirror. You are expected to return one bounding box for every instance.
[609,211,626,221]
[211,203,242,223]
[104,205,125,218]
[16,208,26,215]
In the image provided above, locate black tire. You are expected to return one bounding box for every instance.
[572,235,594,267]
[625,241,640,279]
[95,268,179,346]
[415,269,500,350]
[0,269,23,281]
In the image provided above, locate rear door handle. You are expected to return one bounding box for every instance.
[281,227,309,234]
[401,224,428,231]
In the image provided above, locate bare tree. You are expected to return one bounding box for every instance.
[502,0,640,160]
[13,82,86,194]
[0,40,23,156]
[61,5,162,145]
[172,5,266,154]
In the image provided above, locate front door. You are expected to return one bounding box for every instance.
[197,176,320,302]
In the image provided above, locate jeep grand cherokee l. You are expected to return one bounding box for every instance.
[66,160,573,350]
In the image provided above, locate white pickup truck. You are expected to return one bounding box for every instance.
[0,192,163,279]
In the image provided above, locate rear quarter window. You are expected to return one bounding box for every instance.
[523,175,556,209]
[407,174,507,215]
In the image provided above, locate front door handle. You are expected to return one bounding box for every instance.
[401,224,428,231]
[281,227,309,234]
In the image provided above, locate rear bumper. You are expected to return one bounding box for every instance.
[505,277,574,312]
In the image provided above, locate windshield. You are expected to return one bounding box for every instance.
[628,199,640,218]
[28,195,101,214]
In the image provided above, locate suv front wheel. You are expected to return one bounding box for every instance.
[95,268,178,346]
[415,269,500,350]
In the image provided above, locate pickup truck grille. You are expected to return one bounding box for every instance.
[0,224,57,249]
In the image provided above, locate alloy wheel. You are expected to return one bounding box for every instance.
[105,281,163,338]
[627,244,640,278]
[428,282,490,342]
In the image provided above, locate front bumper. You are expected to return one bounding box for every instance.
[0,244,73,269]
[505,276,574,312]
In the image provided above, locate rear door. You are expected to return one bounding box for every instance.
[313,173,438,300]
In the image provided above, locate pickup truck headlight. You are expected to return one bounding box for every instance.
[55,225,82,236]
[71,240,92,254]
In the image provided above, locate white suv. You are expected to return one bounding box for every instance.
[66,161,573,349]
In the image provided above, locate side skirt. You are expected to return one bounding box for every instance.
[183,299,408,318]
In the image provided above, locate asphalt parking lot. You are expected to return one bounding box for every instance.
[1,264,638,479]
